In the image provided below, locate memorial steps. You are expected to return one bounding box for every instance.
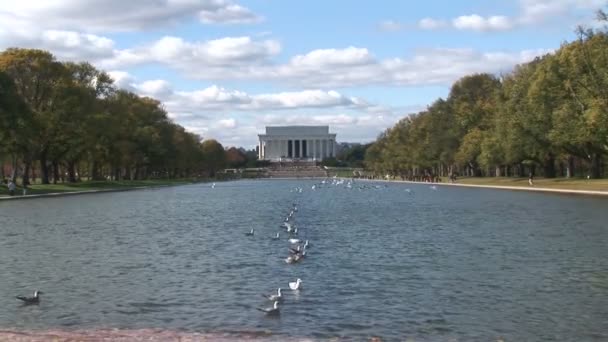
[267,162,328,178]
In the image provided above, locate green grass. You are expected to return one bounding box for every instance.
[0,178,202,198]
[448,177,608,191]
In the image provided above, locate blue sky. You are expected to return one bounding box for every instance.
[0,0,604,147]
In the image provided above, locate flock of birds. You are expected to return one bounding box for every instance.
[253,196,307,316]
[14,178,439,311]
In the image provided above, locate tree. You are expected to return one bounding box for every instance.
[201,139,226,177]
[226,147,247,168]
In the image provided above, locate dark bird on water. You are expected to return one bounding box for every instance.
[16,290,43,305]
[257,301,280,316]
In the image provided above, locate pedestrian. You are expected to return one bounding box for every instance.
[528,172,534,186]
[22,183,27,196]
[8,180,16,196]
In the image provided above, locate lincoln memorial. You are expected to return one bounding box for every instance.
[258,126,337,161]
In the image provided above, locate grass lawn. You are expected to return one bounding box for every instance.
[449,177,608,191]
[0,179,202,198]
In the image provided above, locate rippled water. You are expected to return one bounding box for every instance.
[1,180,607,341]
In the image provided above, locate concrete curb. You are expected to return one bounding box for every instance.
[0,183,197,201]
[357,178,608,197]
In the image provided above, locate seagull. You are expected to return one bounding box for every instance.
[257,301,280,316]
[16,290,43,305]
[262,288,283,302]
[272,232,280,240]
[288,238,301,244]
[211,183,216,188]
[430,185,437,190]
[294,250,307,262]
[289,278,302,290]
[245,228,254,236]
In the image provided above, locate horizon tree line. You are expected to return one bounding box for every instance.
[364,10,608,179]
[0,48,232,184]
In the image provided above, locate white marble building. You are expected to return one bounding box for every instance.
[258,126,337,161]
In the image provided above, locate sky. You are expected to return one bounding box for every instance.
[0,0,605,148]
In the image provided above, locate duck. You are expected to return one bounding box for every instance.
[16,290,43,305]
[289,278,302,290]
[262,288,283,302]
[257,301,280,316]
[245,228,254,236]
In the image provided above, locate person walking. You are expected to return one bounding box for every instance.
[528,172,534,186]
[8,180,16,196]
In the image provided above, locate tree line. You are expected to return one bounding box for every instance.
[0,48,233,184]
[365,14,608,179]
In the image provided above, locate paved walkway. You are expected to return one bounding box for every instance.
[0,186,168,201]
[358,178,608,197]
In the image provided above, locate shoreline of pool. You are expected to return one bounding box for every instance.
[356,178,608,197]
[0,182,207,201]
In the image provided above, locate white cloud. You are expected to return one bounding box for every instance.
[289,47,374,68]
[418,18,448,30]
[379,20,403,32]
[105,73,401,147]
[100,42,549,88]
[519,0,605,23]
[452,15,514,31]
[0,28,115,61]
[101,35,281,70]
[218,118,237,128]
[199,4,262,24]
[0,0,261,31]
[419,0,603,32]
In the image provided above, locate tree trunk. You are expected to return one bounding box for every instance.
[566,156,575,178]
[91,161,102,180]
[40,150,50,184]
[67,160,77,183]
[52,160,59,184]
[124,167,132,180]
[133,165,140,180]
[543,153,556,178]
[22,159,31,186]
[590,153,602,179]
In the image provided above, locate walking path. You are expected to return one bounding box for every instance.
[358,178,608,197]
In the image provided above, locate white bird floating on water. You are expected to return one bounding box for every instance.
[262,288,283,302]
[257,301,280,316]
[245,228,254,236]
[285,255,296,264]
[289,278,302,290]
[430,185,437,190]
[288,238,301,244]
[211,183,216,188]
[16,290,43,305]
[272,232,280,240]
